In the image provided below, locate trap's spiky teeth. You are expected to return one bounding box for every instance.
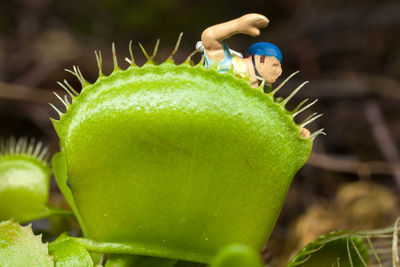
[168,32,183,62]
[53,92,69,109]
[261,71,323,139]
[138,39,160,64]
[112,43,120,71]
[32,141,43,158]
[15,138,23,154]
[294,99,318,117]
[94,50,103,76]
[199,54,205,65]
[152,39,160,60]
[0,137,49,162]
[125,57,132,65]
[38,147,49,161]
[292,98,309,113]
[50,37,323,139]
[64,80,79,96]
[65,66,89,87]
[258,79,266,90]
[64,95,71,106]
[282,81,309,106]
[57,82,75,99]
[139,42,150,61]
[184,48,201,65]
[128,40,135,66]
[270,70,300,96]
[301,113,323,128]
[290,216,400,267]
[393,217,400,265]
[49,103,63,118]
[26,138,34,155]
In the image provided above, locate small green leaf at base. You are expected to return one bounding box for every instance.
[210,244,263,267]
[0,219,53,267]
[49,233,94,267]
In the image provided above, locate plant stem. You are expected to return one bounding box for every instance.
[71,237,210,264]
[105,254,177,267]
[19,206,75,223]
[46,207,75,218]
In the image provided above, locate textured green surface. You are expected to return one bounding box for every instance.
[0,154,50,222]
[0,220,53,266]
[49,233,94,267]
[287,231,369,267]
[52,59,312,263]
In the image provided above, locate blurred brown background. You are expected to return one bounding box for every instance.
[1,0,399,265]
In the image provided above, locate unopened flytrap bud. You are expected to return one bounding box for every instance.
[51,36,323,263]
[0,137,50,222]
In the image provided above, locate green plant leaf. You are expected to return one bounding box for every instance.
[51,39,318,263]
[0,219,53,266]
[49,233,94,267]
[287,230,369,267]
[52,151,88,235]
[210,244,263,267]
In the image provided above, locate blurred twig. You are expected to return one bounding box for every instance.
[283,73,400,101]
[0,81,62,104]
[14,61,60,86]
[307,152,400,182]
[364,100,400,187]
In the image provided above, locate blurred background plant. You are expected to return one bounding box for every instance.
[0,0,399,265]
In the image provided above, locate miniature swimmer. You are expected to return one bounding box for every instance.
[198,13,282,88]
[199,14,311,138]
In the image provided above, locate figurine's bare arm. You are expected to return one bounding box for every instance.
[201,14,269,61]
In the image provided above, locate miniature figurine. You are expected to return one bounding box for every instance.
[198,13,283,88]
[198,14,311,138]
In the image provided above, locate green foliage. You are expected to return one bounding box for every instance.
[287,231,369,267]
[0,220,53,267]
[0,39,329,266]
[50,40,315,263]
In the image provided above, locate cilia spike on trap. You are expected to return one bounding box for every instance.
[0,137,49,162]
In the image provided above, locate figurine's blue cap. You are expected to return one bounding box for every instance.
[247,42,283,63]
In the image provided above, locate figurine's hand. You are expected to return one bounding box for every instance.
[236,14,269,36]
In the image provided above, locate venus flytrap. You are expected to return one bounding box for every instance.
[0,35,394,266]
[49,35,323,264]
